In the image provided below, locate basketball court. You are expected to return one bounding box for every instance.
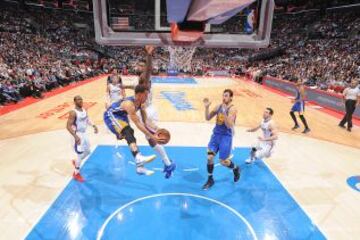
[1,0,360,239]
[0,75,359,239]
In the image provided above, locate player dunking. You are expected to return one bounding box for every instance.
[104,85,166,175]
[246,107,278,164]
[135,45,176,178]
[202,89,240,190]
[290,80,310,133]
[66,95,98,182]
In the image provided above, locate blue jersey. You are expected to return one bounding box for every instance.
[291,88,305,112]
[295,88,303,102]
[103,96,141,138]
[104,96,139,123]
[212,105,234,136]
[208,104,235,160]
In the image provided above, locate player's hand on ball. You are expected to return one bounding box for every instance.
[154,128,170,145]
[152,134,166,145]
[155,136,167,145]
[203,98,211,108]
[145,45,155,55]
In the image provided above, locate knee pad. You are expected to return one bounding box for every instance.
[122,126,136,145]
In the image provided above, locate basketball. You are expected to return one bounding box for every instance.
[155,128,171,145]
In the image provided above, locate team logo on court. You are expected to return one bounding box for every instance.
[347,176,360,192]
[161,91,195,111]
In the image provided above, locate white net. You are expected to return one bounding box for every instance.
[166,45,197,73]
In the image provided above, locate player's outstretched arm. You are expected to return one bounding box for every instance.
[140,45,155,85]
[247,124,261,132]
[203,98,218,121]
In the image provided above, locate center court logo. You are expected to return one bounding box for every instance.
[161,91,195,111]
[347,176,360,192]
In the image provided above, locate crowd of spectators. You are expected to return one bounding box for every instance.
[0,4,112,105]
[0,1,359,105]
[243,10,359,93]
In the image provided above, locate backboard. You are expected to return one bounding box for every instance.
[93,0,274,48]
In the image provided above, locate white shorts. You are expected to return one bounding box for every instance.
[253,141,274,159]
[73,132,90,155]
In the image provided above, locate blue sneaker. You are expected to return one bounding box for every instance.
[163,162,176,179]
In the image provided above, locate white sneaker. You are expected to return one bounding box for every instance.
[245,158,255,164]
[135,153,156,166]
[136,166,155,176]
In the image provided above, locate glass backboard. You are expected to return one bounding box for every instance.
[93,0,274,48]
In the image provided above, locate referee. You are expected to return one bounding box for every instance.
[339,80,360,132]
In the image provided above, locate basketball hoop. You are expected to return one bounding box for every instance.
[170,23,204,43]
[166,21,204,72]
[166,45,197,72]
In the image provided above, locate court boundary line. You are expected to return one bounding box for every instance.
[22,147,97,239]
[96,192,258,240]
[261,159,327,239]
[0,74,107,116]
[23,144,327,239]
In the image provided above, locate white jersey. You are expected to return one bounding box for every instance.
[137,83,158,129]
[261,118,274,145]
[108,83,122,103]
[144,88,153,107]
[252,118,276,159]
[73,108,89,133]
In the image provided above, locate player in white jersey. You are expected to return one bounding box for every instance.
[66,95,98,182]
[105,70,126,109]
[135,45,176,178]
[246,107,278,164]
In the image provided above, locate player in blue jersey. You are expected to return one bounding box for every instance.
[290,80,310,134]
[104,85,164,176]
[202,89,240,190]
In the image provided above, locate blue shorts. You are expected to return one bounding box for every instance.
[207,133,232,160]
[291,101,305,112]
[104,112,129,139]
